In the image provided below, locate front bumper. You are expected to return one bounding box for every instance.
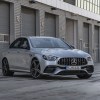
[43,65,94,76]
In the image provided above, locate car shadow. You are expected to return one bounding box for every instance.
[12,73,80,81]
[40,75,79,80]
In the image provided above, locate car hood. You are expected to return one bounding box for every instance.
[32,48,90,58]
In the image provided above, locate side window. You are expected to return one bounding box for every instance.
[20,38,30,50]
[10,39,22,49]
[10,38,30,49]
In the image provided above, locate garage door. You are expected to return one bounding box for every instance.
[65,19,76,46]
[45,13,56,37]
[0,2,10,43]
[0,2,10,68]
[94,26,99,62]
[83,23,89,53]
[21,7,36,36]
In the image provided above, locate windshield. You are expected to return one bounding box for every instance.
[30,37,71,49]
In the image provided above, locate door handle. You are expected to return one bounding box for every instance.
[29,54,32,57]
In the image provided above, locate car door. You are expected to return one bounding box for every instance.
[17,38,32,71]
[7,38,22,70]
[8,38,32,71]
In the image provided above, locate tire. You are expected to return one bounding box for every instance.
[2,58,14,76]
[30,58,41,79]
[77,74,92,79]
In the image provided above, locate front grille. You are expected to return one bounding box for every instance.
[58,58,87,66]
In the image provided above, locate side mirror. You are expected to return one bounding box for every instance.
[26,47,30,50]
[70,45,75,49]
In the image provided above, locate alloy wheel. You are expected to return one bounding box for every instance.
[2,58,14,76]
[31,59,41,79]
[2,59,9,76]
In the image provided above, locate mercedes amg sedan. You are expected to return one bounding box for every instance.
[2,36,94,79]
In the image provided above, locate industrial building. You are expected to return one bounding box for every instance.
[0,0,100,62]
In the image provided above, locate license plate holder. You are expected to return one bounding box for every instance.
[66,66,81,70]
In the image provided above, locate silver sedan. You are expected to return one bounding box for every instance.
[2,36,94,79]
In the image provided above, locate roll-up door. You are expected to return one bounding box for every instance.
[0,2,10,68]
[21,7,36,36]
[0,2,10,43]
[65,19,74,46]
[45,13,56,37]
[94,26,99,62]
[83,23,89,53]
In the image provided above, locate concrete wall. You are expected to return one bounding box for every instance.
[0,0,100,62]
[35,0,100,21]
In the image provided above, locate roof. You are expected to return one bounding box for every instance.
[19,36,57,39]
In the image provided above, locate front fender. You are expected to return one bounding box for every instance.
[31,54,46,73]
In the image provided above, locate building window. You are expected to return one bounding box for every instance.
[63,0,75,5]
[76,0,100,15]
[64,0,100,15]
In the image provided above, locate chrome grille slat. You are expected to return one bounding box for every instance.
[58,58,87,66]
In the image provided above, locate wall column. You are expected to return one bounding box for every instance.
[39,10,45,36]
[14,0,21,38]
[77,20,83,50]
[59,15,66,39]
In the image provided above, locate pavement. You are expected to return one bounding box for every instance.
[0,63,100,100]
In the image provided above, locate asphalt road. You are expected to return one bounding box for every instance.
[0,64,100,100]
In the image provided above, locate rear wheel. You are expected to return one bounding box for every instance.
[77,74,92,79]
[2,58,14,76]
[30,59,41,79]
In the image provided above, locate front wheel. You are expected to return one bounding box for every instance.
[77,74,92,79]
[2,58,14,76]
[30,59,41,79]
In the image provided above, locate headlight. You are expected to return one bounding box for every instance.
[42,55,58,61]
[87,56,92,61]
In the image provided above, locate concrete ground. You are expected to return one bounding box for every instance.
[0,63,100,100]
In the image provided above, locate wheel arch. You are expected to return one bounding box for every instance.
[30,56,43,73]
[2,57,8,64]
[30,54,45,73]
[31,57,39,64]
